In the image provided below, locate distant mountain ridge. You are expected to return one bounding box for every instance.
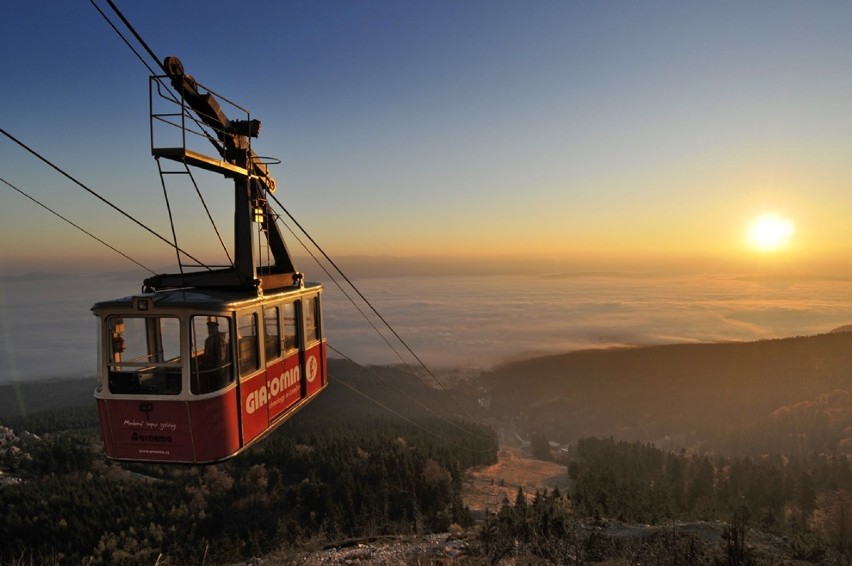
[480,331,852,455]
[5,332,851,456]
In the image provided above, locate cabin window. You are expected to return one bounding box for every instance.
[190,315,234,394]
[304,296,320,345]
[263,306,281,362]
[107,315,181,395]
[238,312,260,376]
[282,302,299,353]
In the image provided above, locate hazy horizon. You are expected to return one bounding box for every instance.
[3,267,852,384]
[6,249,852,281]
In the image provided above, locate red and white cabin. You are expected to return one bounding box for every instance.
[93,55,330,463]
[93,284,327,464]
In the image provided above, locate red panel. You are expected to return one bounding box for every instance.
[189,388,241,463]
[268,352,302,420]
[97,345,328,464]
[189,387,240,463]
[96,398,115,456]
[100,398,194,462]
[304,342,326,398]
[239,372,269,445]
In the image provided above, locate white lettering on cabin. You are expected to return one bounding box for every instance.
[124,419,177,431]
[246,366,302,414]
[246,386,268,414]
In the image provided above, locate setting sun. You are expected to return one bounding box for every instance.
[747,213,795,252]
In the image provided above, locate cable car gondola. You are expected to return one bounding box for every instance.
[93,57,327,464]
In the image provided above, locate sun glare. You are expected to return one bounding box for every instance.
[747,213,795,253]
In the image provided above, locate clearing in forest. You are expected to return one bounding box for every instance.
[462,448,569,515]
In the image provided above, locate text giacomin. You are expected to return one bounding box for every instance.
[246,366,302,414]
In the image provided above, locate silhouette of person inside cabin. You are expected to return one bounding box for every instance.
[202,320,229,390]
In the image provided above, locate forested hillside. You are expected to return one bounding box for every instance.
[0,408,496,564]
[480,331,852,454]
[480,437,852,565]
[0,359,497,564]
[3,337,852,563]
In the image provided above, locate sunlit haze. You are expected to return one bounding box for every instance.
[6,270,852,383]
[5,2,852,380]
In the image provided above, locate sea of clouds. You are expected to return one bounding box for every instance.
[3,271,852,383]
[325,273,852,367]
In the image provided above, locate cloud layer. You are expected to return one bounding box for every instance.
[323,273,852,368]
[3,272,851,382]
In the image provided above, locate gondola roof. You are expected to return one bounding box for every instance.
[92,282,323,311]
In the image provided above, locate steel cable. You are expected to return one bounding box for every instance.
[1,128,208,267]
[0,176,156,275]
